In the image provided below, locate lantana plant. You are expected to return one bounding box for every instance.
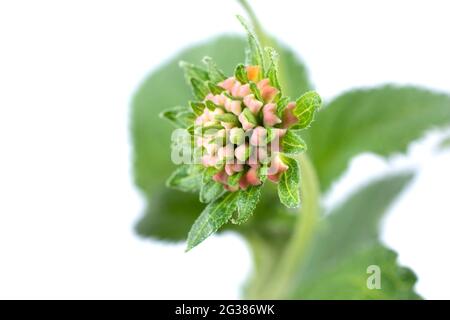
[160,16,321,250]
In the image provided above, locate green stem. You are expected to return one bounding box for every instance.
[236,0,268,47]
[263,153,321,299]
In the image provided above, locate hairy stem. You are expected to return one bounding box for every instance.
[262,153,321,299]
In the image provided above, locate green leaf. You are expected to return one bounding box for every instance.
[234,64,248,84]
[305,85,450,191]
[282,130,307,155]
[290,173,419,299]
[132,35,311,240]
[166,165,202,192]
[277,155,300,208]
[200,167,224,203]
[438,134,450,150]
[294,244,420,299]
[135,189,204,241]
[236,15,265,71]
[293,91,322,129]
[202,56,226,83]
[233,185,262,224]
[159,106,195,128]
[187,192,239,251]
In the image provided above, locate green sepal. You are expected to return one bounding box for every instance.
[249,81,263,102]
[241,108,258,126]
[276,96,290,117]
[189,101,205,116]
[205,100,223,111]
[235,64,249,84]
[215,113,239,125]
[228,171,244,187]
[190,78,209,100]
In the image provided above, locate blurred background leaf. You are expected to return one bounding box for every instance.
[290,172,420,299]
[304,86,450,192]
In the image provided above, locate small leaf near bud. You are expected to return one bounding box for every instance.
[293,91,322,129]
[281,130,307,155]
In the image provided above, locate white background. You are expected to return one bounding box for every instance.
[1,0,449,299]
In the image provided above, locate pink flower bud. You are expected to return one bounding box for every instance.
[232,163,244,172]
[282,102,298,128]
[218,77,237,92]
[263,103,282,127]
[248,146,268,165]
[235,143,250,162]
[238,111,256,130]
[217,144,235,162]
[246,166,262,186]
[243,94,263,114]
[250,126,267,146]
[224,99,242,115]
[267,155,289,176]
[205,142,219,155]
[232,83,250,98]
[239,175,250,190]
[212,94,227,106]
[213,170,228,184]
[237,84,251,97]
[257,79,279,103]
[202,154,218,167]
